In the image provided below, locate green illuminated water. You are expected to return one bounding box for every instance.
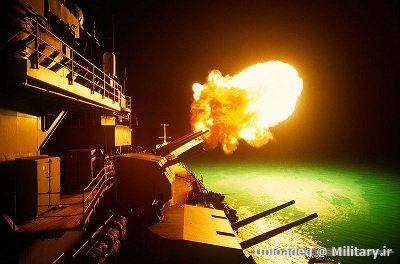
[187,159,400,264]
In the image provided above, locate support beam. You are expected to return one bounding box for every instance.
[38,110,68,150]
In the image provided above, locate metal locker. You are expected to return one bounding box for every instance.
[15,155,61,222]
[36,157,60,215]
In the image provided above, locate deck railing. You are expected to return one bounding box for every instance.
[82,161,115,225]
[18,15,131,112]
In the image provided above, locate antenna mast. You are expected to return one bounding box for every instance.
[156,124,171,149]
[159,124,171,145]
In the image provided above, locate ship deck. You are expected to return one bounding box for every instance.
[15,163,196,233]
[16,190,98,232]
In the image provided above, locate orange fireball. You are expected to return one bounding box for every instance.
[191,61,303,154]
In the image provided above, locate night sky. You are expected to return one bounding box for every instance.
[77,0,400,167]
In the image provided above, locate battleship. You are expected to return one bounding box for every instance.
[0,1,319,263]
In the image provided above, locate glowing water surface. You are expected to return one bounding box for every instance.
[187,160,400,264]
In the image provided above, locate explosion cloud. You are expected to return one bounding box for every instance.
[190,61,303,154]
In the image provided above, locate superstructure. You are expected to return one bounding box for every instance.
[0,1,318,263]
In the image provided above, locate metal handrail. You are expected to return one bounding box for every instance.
[72,214,114,260]
[82,163,115,225]
[20,15,130,111]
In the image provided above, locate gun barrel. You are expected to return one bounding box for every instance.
[231,200,295,230]
[240,213,318,250]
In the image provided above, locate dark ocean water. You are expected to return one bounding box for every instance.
[187,159,400,264]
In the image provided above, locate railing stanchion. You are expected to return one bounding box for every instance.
[69,47,74,85]
[33,17,39,69]
[92,64,95,94]
[82,189,85,224]
[103,73,106,99]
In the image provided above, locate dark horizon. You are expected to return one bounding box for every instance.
[76,0,400,168]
